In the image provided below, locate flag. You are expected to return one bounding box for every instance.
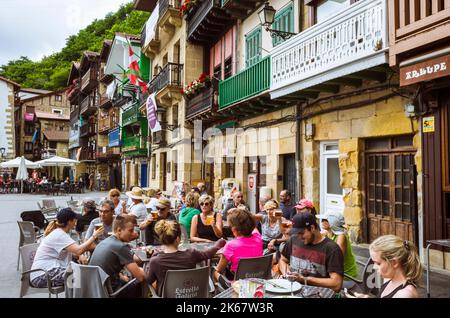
[31,129,38,144]
[127,44,148,93]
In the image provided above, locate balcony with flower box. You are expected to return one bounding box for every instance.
[158,0,182,34]
[148,62,183,107]
[186,0,233,44]
[81,67,98,93]
[270,0,389,100]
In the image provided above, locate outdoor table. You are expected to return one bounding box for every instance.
[214,279,336,298]
[426,239,450,298]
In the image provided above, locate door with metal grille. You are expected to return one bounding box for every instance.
[283,154,297,203]
[365,136,417,243]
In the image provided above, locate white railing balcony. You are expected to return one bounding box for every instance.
[42,149,57,159]
[270,0,388,99]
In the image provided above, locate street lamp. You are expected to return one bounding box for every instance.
[0,147,5,161]
[258,2,297,40]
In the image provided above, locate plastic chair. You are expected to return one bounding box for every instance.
[344,258,382,296]
[19,243,65,298]
[150,266,211,298]
[17,221,43,270]
[64,262,145,298]
[215,254,273,291]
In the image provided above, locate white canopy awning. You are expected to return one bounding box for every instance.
[35,156,79,167]
[0,156,40,169]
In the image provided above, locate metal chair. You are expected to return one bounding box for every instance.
[37,200,58,222]
[344,258,382,296]
[19,243,65,298]
[64,262,146,298]
[215,254,273,291]
[17,221,42,270]
[150,266,211,298]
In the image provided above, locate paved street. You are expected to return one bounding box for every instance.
[0,192,108,298]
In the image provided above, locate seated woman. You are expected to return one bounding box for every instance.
[190,195,223,243]
[108,188,127,215]
[178,192,200,238]
[146,220,226,296]
[214,208,263,281]
[30,208,103,288]
[346,234,422,298]
[252,200,286,251]
[75,199,99,234]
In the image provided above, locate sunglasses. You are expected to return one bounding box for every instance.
[200,202,210,206]
[111,194,119,197]
[157,207,167,210]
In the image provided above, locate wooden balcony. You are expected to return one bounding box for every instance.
[133,0,158,12]
[107,146,121,158]
[158,0,182,34]
[270,0,389,100]
[221,0,263,19]
[98,116,111,134]
[80,95,97,117]
[99,94,112,109]
[148,63,183,106]
[81,67,98,93]
[389,0,450,66]
[187,0,233,44]
[79,147,96,161]
[96,146,108,160]
[185,84,225,124]
[80,122,96,137]
[122,136,147,156]
[70,106,79,124]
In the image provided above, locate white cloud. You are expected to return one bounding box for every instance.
[0,0,131,65]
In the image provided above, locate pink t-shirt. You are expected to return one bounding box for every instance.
[223,230,263,273]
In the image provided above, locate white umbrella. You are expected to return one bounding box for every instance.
[0,157,40,169]
[35,156,79,167]
[15,156,29,194]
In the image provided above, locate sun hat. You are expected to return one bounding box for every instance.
[156,198,171,209]
[316,211,346,235]
[295,199,314,210]
[126,187,148,200]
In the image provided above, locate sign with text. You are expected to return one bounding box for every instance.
[146,93,161,133]
[423,116,435,133]
[400,54,450,86]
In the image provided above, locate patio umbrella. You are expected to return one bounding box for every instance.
[35,156,79,167]
[0,157,40,169]
[15,156,29,194]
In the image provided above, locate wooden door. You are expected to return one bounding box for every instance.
[366,136,417,243]
[283,154,298,203]
[160,152,167,191]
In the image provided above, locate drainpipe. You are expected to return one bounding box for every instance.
[296,103,303,201]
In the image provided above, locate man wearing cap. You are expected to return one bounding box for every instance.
[279,213,344,293]
[126,187,148,223]
[292,199,317,219]
[279,190,295,220]
[139,198,176,245]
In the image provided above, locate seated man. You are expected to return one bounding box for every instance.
[85,199,116,250]
[89,214,146,298]
[139,198,176,245]
[279,213,344,293]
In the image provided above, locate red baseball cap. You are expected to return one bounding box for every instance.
[295,199,314,210]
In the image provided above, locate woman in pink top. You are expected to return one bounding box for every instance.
[214,208,263,281]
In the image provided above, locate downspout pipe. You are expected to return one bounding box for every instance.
[296,103,303,201]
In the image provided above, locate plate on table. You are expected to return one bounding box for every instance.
[265,279,302,294]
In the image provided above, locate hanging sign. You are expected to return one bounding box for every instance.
[146,93,161,133]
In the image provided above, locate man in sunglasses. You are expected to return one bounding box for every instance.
[139,198,176,245]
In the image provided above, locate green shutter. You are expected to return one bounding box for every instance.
[245,27,262,68]
[272,3,294,47]
[139,52,150,82]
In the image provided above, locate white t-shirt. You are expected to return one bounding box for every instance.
[129,202,147,223]
[114,200,125,216]
[145,198,159,211]
[30,228,75,281]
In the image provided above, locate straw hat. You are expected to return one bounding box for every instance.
[126,187,148,200]
[156,198,171,209]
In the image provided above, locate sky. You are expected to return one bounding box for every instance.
[0,0,131,65]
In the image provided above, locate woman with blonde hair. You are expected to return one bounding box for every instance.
[146,220,225,296]
[190,194,223,242]
[178,192,200,237]
[30,208,104,288]
[346,234,422,298]
[108,188,127,215]
[252,199,287,251]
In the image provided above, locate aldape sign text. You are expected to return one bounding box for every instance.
[400,53,450,86]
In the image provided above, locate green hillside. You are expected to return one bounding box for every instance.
[0,2,149,90]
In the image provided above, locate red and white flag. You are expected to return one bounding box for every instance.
[127,44,148,93]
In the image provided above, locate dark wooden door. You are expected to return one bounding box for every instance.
[160,153,167,191]
[366,137,417,243]
[283,154,298,203]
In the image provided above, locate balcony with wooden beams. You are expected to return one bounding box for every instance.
[133,0,158,12]
[148,62,183,107]
[98,115,112,134]
[187,0,234,44]
[80,122,96,138]
[158,0,182,34]
[270,0,390,100]
[99,94,112,109]
[80,95,98,117]
[185,80,226,124]
[70,105,79,124]
[221,0,264,19]
[81,67,98,93]
[79,147,96,161]
[388,0,450,66]
[96,146,108,160]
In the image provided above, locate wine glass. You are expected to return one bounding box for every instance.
[285,266,298,296]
